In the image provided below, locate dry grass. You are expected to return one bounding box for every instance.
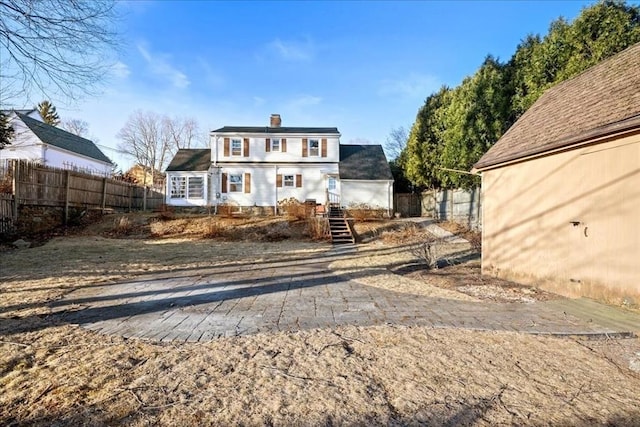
[2,215,640,425]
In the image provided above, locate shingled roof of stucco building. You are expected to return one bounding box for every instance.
[474,42,640,170]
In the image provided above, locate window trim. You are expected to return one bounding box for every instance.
[187,176,204,199]
[229,173,243,192]
[283,174,294,187]
[231,139,242,156]
[308,139,320,157]
[328,177,337,191]
[170,175,204,199]
[170,176,187,199]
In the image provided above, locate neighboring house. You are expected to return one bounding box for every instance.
[473,42,640,304]
[0,110,113,176]
[165,114,394,214]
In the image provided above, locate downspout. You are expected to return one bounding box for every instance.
[388,181,392,218]
[274,164,278,215]
[213,134,219,215]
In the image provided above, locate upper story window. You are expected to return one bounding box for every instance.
[309,139,319,156]
[231,139,242,156]
[283,175,294,187]
[271,138,280,152]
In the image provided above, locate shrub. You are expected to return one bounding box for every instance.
[345,203,386,221]
[410,231,445,270]
[306,217,330,240]
[218,203,236,218]
[113,216,133,235]
[203,219,225,239]
[156,205,175,221]
[466,230,482,252]
[278,198,313,220]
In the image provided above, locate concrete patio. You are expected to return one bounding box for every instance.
[49,245,640,342]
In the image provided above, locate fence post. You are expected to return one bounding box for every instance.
[64,170,71,225]
[128,184,133,212]
[12,160,19,221]
[101,177,107,213]
[143,186,147,211]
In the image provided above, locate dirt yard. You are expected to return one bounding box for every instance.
[1,213,639,426]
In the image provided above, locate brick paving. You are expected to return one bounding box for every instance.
[52,246,640,342]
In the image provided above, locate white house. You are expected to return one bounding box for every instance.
[1,110,113,176]
[165,114,393,214]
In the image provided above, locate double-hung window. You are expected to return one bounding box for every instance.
[229,174,243,192]
[271,138,280,152]
[309,139,320,156]
[283,175,294,187]
[231,139,242,156]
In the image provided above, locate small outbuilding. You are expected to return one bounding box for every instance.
[474,42,640,305]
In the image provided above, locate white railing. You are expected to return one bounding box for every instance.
[326,190,340,206]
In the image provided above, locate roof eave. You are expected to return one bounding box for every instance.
[475,114,640,172]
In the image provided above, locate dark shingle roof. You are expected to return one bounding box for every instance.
[475,42,640,170]
[339,145,393,180]
[212,126,339,134]
[17,112,112,164]
[165,149,211,171]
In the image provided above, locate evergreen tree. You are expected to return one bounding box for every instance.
[37,100,60,126]
[400,0,640,190]
[0,112,15,149]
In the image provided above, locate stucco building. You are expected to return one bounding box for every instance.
[474,43,640,305]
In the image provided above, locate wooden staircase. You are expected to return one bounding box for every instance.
[328,205,354,244]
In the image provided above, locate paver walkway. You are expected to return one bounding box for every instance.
[52,245,640,342]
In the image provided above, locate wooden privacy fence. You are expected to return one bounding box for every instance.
[2,161,164,231]
[0,194,13,235]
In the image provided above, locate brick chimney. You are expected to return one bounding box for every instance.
[270,114,282,127]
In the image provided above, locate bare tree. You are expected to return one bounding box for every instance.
[163,116,205,153]
[385,126,408,160]
[118,111,206,186]
[117,111,169,187]
[61,118,89,137]
[0,0,119,103]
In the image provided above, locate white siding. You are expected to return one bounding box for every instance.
[45,145,112,176]
[211,164,338,207]
[211,134,340,163]
[341,180,393,211]
[0,118,44,162]
[1,114,111,176]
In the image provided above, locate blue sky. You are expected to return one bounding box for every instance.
[47,0,595,170]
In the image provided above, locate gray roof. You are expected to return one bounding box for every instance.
[475,42,640,170]
[17,112,112,164]
[339,145,393,180]
[165,149,211,171]
[212,126,339,134]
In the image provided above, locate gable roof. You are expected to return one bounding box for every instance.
[475,42,640,171]
[339,144,393,180]
[212,126,340,135]
[16,112,112,164]
[165,149,211,171]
